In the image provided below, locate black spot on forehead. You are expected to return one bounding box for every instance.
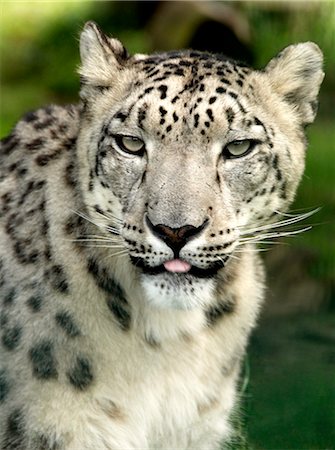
[159,106,167,116]
[179,60,192,67]
[220,77,231,85]
[194,114,199,128]
[147,68,160,79]
[158,85,168,99]
[228,91,238,100]
[216,87,227,94]
[203,61,213,69]
[206,109,214,122]
[141,86,154,96]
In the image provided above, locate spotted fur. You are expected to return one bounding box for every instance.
[0,22,323,449]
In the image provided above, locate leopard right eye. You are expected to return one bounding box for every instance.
[113,135,145,156]
[222,139,259,159]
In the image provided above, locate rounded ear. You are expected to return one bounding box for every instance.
[265,42,324,125]
[79,21,129,86]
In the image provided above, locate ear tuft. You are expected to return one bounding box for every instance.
[79,21,129,86]
[265,42,324,125]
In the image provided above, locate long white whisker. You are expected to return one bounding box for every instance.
[239,226,312,243]
[238,208,319,235]
[106,226,120,234]
[72,210,105,229]
[108,249,129,257]
[77,244,125,249]
[71,236,122,243]
[66,241,124,248]
[217,256,227,265]
[226,253,240,262]
[233,248,270,253]
[238,240,287,246]
[274,207,321,218]
[93,208,123,224]
[72,209,120,235]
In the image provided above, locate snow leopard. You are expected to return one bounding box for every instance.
[0,22,324,449]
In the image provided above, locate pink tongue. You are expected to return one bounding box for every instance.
[163,259,191,273]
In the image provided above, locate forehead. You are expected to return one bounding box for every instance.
[130,51,252,103]
[110,51,257,139]
[134,50,251,84]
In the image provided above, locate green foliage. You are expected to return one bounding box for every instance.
[247,312,335,449]
[244,2,335,78]
[0,1,150,136]
[294,123,335,283]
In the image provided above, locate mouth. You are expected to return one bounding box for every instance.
[130,256,228,278]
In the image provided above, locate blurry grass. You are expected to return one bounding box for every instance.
[244,1,335,87]
[292,122,335,281]
[247,312,335,449]
[0,1,151,137]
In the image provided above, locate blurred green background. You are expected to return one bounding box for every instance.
[1,1,334,449]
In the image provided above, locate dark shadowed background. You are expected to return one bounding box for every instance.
[1,1,334,448]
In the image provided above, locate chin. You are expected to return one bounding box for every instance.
[140,272,216,310]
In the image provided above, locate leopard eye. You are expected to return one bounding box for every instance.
[114,135,145,156]
[223,139,255,159]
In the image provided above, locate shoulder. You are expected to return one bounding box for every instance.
[1,104,81,179]
[1,104,80,157]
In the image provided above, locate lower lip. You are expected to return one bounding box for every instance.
[163,259,192,273]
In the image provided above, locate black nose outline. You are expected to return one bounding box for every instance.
[146,216,209,257]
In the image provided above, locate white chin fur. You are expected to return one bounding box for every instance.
[141,273,215,310]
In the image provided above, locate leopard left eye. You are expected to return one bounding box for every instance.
[223,139,257,159]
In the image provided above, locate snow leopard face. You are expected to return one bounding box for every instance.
[77,22,324,310]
